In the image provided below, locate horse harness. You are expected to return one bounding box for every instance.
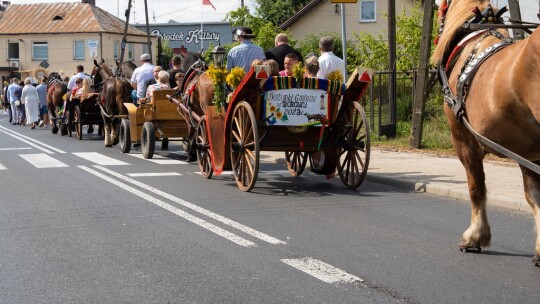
[438,3,540,175]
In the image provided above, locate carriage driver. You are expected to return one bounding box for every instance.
[130,53,155,106]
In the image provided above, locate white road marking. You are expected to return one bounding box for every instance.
[127,172,182,177]
[0,147,32,151]
[94,165,286,245]
[281,258,364,284]
[0,127,53,154]
[73,152,129,166]
[0,125,66,153]
[20,153,69,168]
[0,163,6,170]
[79,165,256,247]
[128,153,188,164]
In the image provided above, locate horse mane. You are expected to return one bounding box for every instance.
[432,0,496,64]
[100,63,114,77]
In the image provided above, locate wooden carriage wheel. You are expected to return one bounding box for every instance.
[196,116,213,179]
[285,151,307,176]
[74,105,82,140]
[119,119,131,153]
[141,121,155,159]
[230,101,259,192]
[337,101,370,189]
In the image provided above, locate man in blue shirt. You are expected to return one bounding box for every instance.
[226,27,265,73]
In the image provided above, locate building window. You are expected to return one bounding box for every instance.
[142,44,147,55]
[8,42,19,60]
[74,40,85,60]
[32,42,48,60]
[127,43,134,60]
[114,40,119,59]
[360,0,376,22]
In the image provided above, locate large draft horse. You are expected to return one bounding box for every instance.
[433,0,540,265]
[92,60,132,147]
[46,72,68,135]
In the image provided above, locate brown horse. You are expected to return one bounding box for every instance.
[432,0,540,265]
[46,72,68,135]
[170,52,212,160]
[115,60,137,79]
[93,60,132,147]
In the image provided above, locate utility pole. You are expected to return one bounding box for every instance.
[410,0,435,148]
[507,0,524,40]
[387,0,397,138]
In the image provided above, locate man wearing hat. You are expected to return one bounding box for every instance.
[130,53,155,105]
[226,27,265,73]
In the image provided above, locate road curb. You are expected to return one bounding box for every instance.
[366,174,531,214]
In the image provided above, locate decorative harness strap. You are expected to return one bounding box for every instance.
[440,32,513,122]
[438,4,512,122]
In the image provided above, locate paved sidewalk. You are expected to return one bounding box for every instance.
[262,148,531,214]
[366,149,530,213]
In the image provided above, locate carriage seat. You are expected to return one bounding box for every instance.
[149,89,178,121]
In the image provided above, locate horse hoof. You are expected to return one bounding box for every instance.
[532,256,540,267]
[458,243,482,253]
[105,144,112,148]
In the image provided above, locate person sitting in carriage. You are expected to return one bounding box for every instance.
[278,53,300,77]
[130,53,155,106]
[144,71,170,101]
[304,55,319,78]
[67,65,90,96]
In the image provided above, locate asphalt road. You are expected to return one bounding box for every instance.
[0,119,539,303]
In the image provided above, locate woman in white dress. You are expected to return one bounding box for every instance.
[21,77,40,129]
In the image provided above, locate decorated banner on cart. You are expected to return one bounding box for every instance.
[264,88,329,126]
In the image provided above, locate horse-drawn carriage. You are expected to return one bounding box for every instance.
[170,65,372,192]
[119,89,191,159]
[71,93,103,140]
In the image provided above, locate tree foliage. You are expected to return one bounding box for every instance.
[351,3,436,71]
[254,0,312,26]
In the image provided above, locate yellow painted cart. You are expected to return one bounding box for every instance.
[119,89,191,159]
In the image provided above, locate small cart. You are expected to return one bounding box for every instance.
[120,89,191,159]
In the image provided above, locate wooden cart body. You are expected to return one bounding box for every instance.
[121,89,191,158]
[200,66,372,191]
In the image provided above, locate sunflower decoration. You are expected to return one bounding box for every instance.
[292,62,304,86]
[269,104,277,113]
[226,67,245,89]
[207,63,229,111]
[326,69,344,82]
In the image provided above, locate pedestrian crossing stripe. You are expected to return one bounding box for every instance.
[73,152,129,166]
[128,153,188,165]
[19,153,69,168]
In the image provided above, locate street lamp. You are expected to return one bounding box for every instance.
[211,45,225,68]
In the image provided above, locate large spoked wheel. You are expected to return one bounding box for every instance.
[196,117,213,179]
[74,105,82,140]
[337,101,370,189]
[230,101,259,192]
[141,121,155,159]
[285,151,307,176]
[119,119,131,154]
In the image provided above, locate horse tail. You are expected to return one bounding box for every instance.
[115,78,130,114]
